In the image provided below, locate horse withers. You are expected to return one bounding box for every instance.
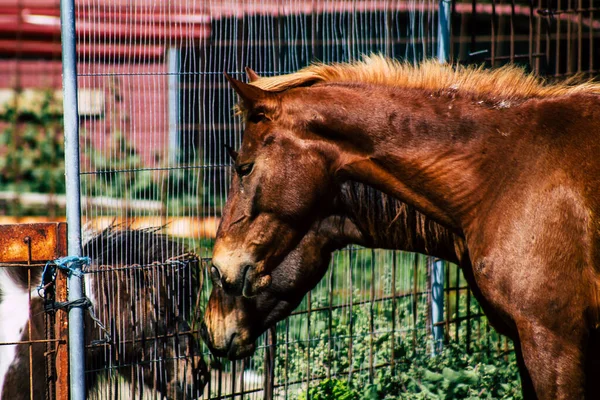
[212,57,600,399]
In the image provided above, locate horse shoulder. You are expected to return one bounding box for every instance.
[466,170,598,320]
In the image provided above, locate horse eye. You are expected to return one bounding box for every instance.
[248,112,268,124]
[236,163,254,177]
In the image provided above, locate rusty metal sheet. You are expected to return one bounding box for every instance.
[54,267,69,400]
[0,223,67,263]
[52,223,69,400]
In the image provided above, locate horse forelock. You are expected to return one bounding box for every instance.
[248,55,600,106]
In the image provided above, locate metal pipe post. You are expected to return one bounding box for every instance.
[431,0,452,355]
[168,48,180,165]
[60,0,86,398]
[430,259,445,354]
[438,0,452,63]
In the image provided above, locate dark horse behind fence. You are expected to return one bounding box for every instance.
[0,227,208,399]
[210,57,600,399]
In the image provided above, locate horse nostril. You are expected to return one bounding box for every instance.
[242,264,252,282]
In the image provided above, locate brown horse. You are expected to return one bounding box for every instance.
[205,177,555,394]
[211,57,600,399]
[203,180,467,358]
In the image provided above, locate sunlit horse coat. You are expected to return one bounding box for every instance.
[212,56,600,399]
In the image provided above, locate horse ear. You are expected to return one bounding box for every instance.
[225,73,269,109]
[244,66,261,82]
[224,144,238,162]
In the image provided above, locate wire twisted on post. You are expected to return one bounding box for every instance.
[38,256,112,345]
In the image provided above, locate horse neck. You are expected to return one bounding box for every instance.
[299,83,522,231]
[338,183,467,265]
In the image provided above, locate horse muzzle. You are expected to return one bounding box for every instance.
[211,257,271,297]
[199,321,257,360]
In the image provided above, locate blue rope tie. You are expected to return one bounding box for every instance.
[38,255,112,344]
[38,256,90,298]
[52,255,91,277]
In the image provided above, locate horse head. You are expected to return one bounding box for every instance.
[203,215,361,359]
[212,76,348,297]
[84,228,209,398]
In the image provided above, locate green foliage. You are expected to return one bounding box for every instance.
[362,342,522,399]
[82,131,151,199]
[0,91,65,195]
[272,290,522,400]
[299,378,359,400]
[0,87,227,217]
[0,89,213,216]
[82,131,207,215]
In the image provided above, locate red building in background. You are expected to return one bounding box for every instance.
[0,0,212,167]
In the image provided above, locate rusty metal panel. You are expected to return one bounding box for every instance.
[54,223,69,400]
[54,267,69,400]
[0,223,67,263]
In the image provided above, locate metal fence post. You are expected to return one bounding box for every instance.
[60,0,86,398]
[430,0,452,356]
[438,0,452,63]
[430,259,445,354]
[168,48,180,165]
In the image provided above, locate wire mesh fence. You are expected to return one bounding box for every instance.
[72,2,505,398]
[1,0,599,398]
[452,0,598,75]
[68,0,600,398]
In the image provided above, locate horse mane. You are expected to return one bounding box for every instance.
[82,226,190,267]
[250,54,600,105]
[338,181,463,261]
